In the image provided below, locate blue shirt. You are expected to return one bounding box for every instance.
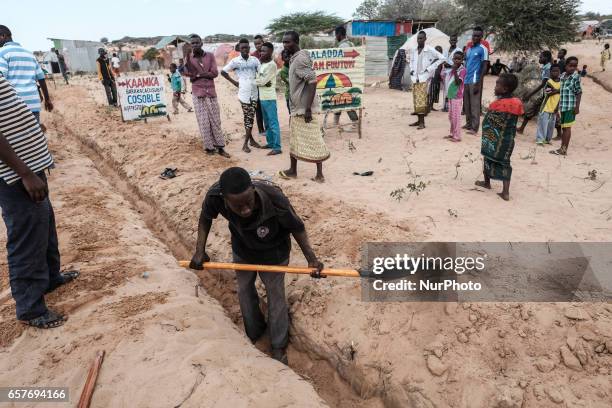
[464,43,489,85]
[0,42,45,112]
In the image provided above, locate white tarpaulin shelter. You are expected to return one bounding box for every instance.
[401,27,449,51]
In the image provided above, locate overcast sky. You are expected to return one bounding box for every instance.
[5,0,612,51]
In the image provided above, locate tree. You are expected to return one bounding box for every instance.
[459,0,580,52]
[100,37,109,44]
[354,0,381,19]
[266,11,344,38]
[143,47,160,61]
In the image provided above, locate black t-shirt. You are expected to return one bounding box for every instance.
[202,180,305,264]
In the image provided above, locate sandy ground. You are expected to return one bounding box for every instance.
[1,41,611,407]
[0,130,326,407]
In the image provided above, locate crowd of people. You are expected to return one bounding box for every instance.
[0,20,600,366]
[385,26,591,199]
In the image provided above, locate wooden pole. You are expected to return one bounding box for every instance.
[358,107,363,139]
[77,350,105,408]
[178,261,361,278]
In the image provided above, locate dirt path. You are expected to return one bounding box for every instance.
[0,129,328,407]
[31,74,612,408]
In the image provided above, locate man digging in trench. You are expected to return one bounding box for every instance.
[189,167,324,364]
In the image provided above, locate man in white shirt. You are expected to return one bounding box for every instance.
[110,53,120,77]
[221,38,263,153]
[408,31,445,129]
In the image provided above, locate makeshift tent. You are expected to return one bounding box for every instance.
[400,27,449,52]
[154,35,191,50]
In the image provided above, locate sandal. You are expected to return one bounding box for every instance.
[160,168,178,180]
[549,147,567,156]
[277,170,294,180]
[23,310,65,329]
[46,270,80,294]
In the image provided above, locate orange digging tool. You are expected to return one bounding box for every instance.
[78,350,105,408]
[178,261,361,278]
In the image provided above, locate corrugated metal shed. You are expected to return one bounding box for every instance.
[350,21,396,37]
[363,36,389,77]
[48,38,104,73]
[154,35,190,50]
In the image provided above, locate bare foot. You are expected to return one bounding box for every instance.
[409,121,420,126]
[466,129,478,135]
[311,175,325,183]
[417,124,425,130]
[249,139,262,148]
[475,180,491,189]
[498,192,510,201]
[242,144,251,153]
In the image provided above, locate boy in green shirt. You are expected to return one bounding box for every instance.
[255,42,282,155]
[168,63,192,114]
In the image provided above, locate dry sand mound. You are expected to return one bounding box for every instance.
[0,138,326,407]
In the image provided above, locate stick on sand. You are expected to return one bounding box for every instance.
[78,350,105,408]
[178,261,361,278]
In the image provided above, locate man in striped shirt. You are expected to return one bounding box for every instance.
[0,25,53,122]
[0,76,77,329]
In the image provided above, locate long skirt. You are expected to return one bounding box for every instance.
[192,96,225,150]
[412,82,429,114]
[289,115,330,163]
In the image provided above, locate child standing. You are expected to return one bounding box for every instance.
[442,51,466,142]
[279,50,291,115]
[475,73,524,201]
[255,42,282,155]
[550,56,582,156]
[601,44,610,72]
[536,64,561,145]
[168,63,192,114]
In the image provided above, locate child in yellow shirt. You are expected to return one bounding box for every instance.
[536,64,561,145]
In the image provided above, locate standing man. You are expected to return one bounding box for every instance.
[96,48,117,106]
[256,42,282,155]
[0,25,53,121]
[251,35,266,137]
[330,26,359,129]
[408,31,445,130]
[463,26,489,134]
[278,31,330,183]
[110,53,121,77]
[189,167,324,365]
[183,34,230,157]
[53,48,69,85]
[0,76,79,329]
[221,38,263,153]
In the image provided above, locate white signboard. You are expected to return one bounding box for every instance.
[116,75,167,121]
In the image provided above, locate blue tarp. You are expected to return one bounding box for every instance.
[351,21,396,37]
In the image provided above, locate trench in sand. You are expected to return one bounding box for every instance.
[50,112,383,408]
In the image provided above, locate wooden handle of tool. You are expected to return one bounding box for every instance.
[78,350,105,408]
[178,261,360,278]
